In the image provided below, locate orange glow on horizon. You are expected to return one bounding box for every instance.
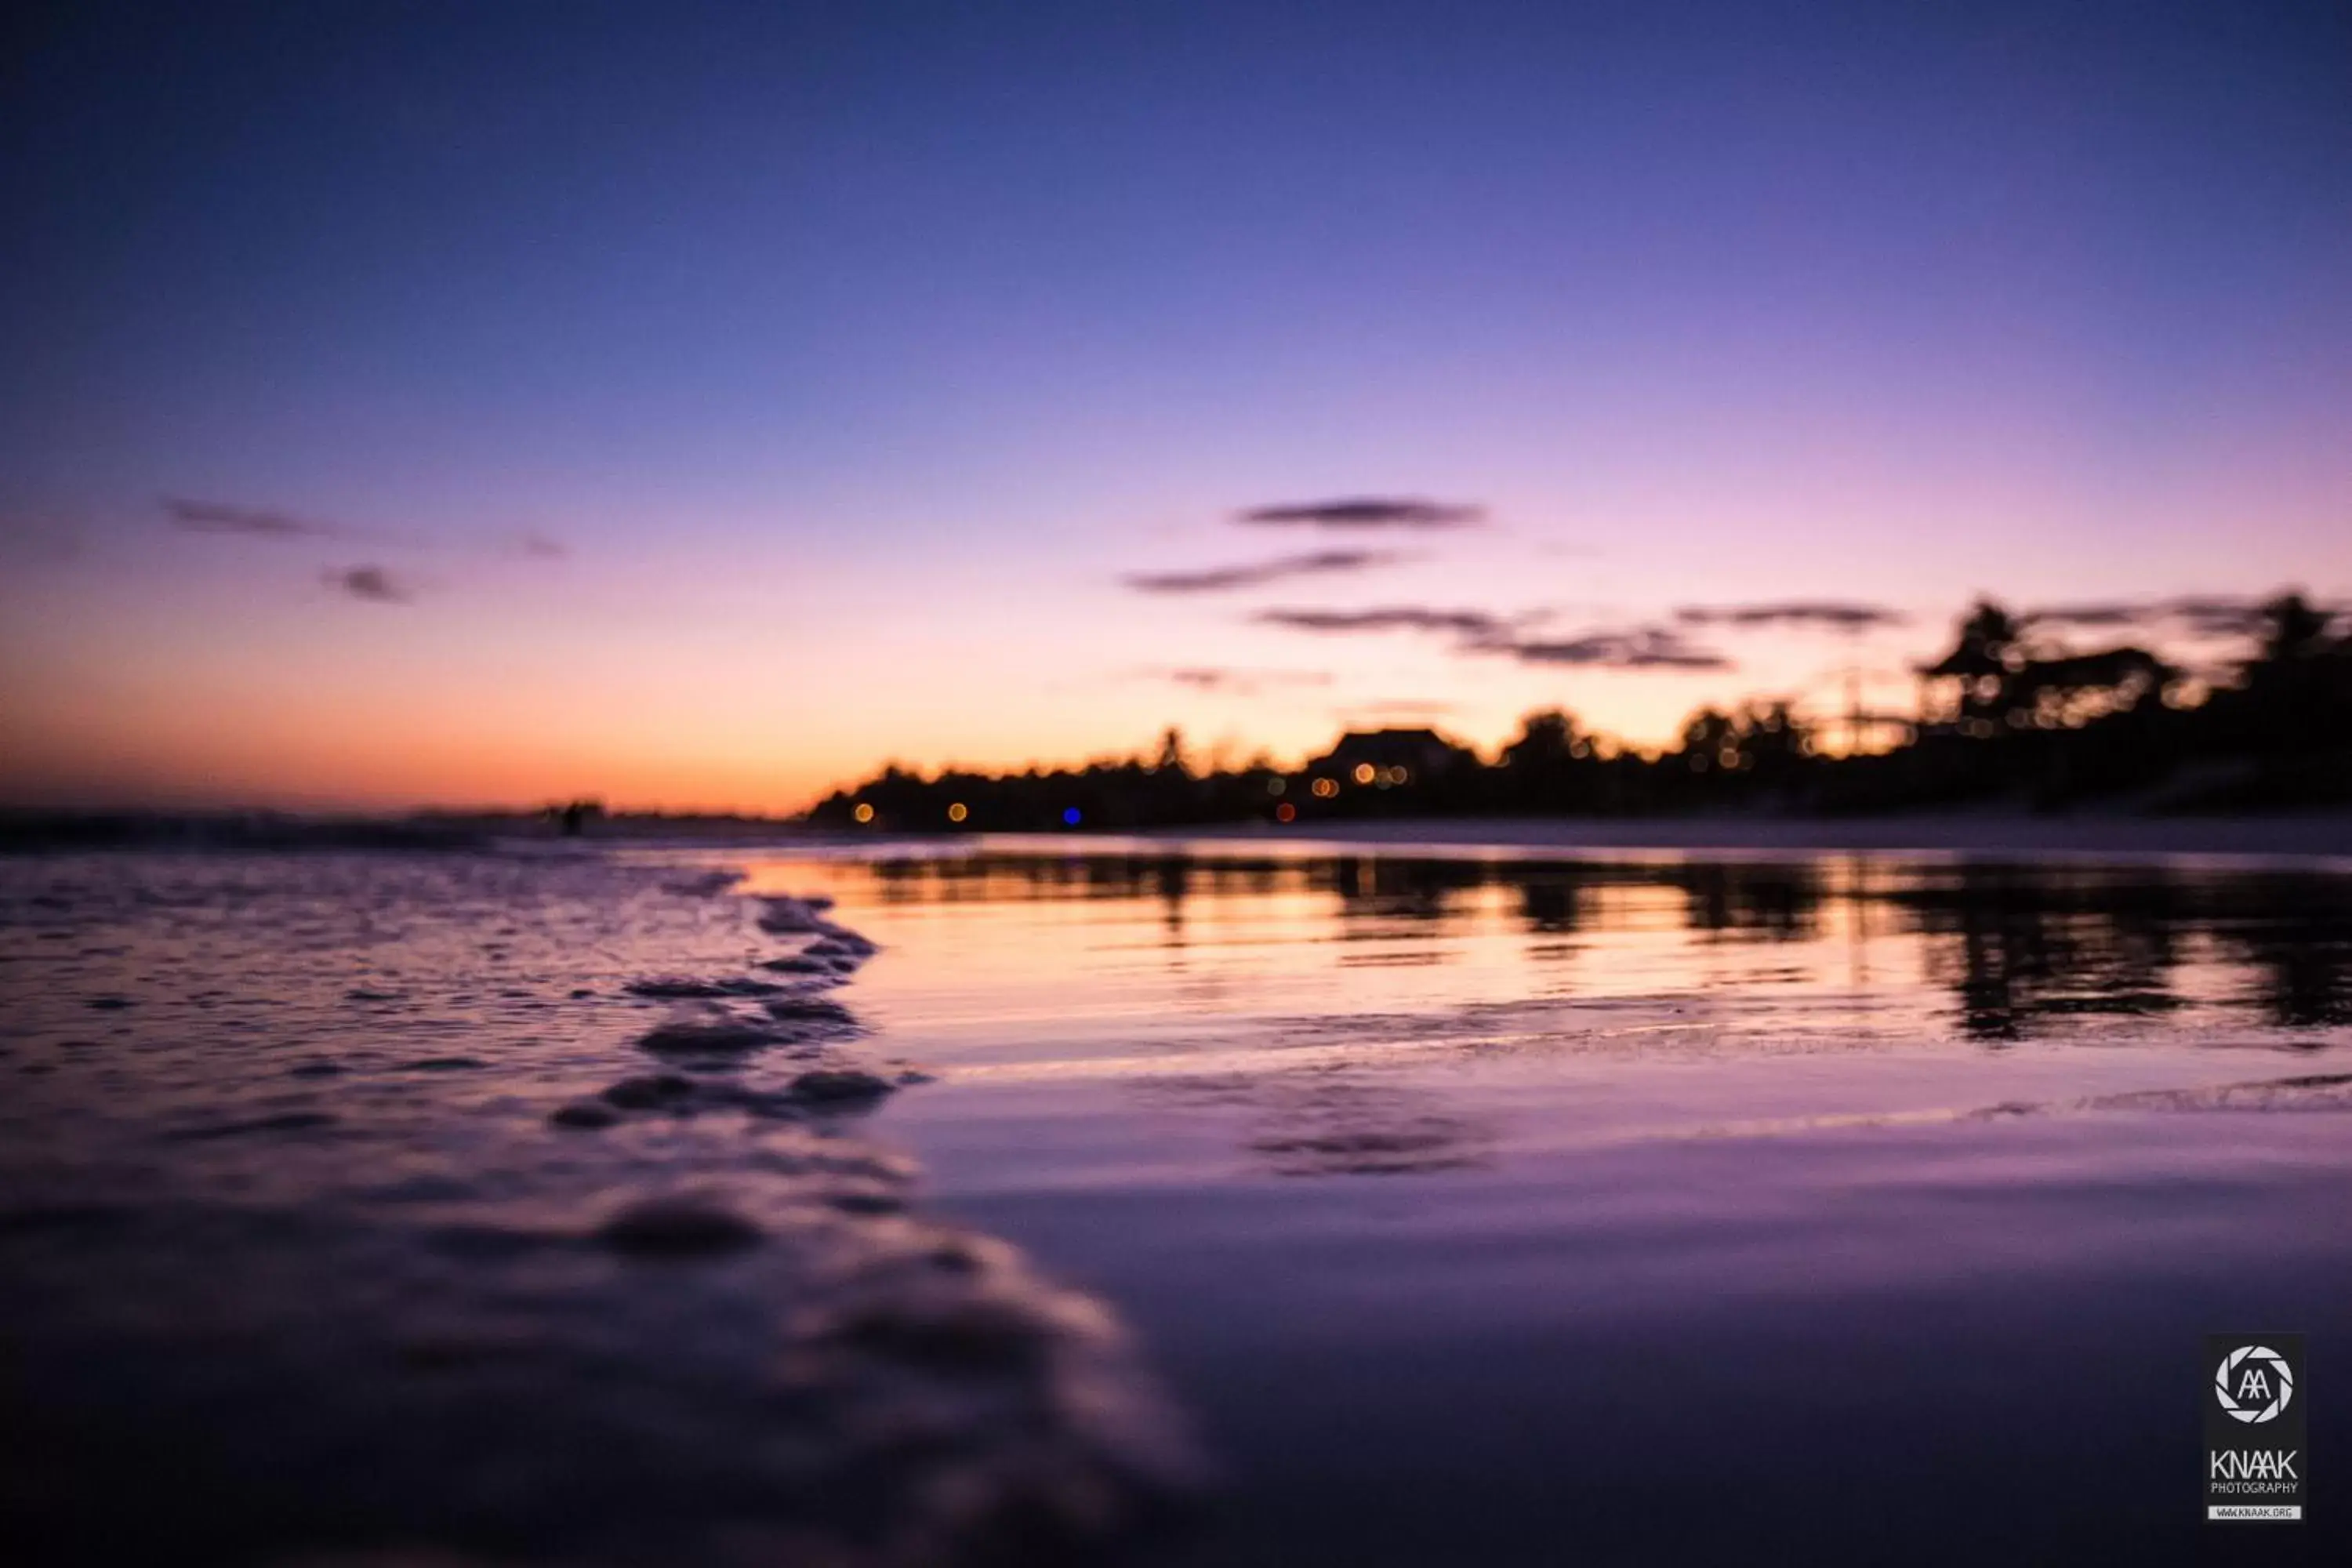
[2,517,2338,815]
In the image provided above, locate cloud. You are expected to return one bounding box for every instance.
[1123,549,1403,594]
[1253,606,1509,639]
[2025,595,2277,639]
[2023,601,2143,629]
[322,565,414,604]
[1508,626,1732,670]
[169,496,568,563]
[1236,497,1484,530]
[1160,667,1334,694]
[1676,600,1907,631]
[165,497,347,540]
[2167,597,2281,638]
[1254,602,1730,672]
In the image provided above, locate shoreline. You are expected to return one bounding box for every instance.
[10,808,2352,867]
[1113,811,2352,864]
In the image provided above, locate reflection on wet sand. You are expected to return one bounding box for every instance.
[774,848,2352,1201]
[805,844,2352,1565]
[838,848,2352,1041]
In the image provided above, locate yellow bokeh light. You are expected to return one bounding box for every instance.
[947,801,967,823]
[1352,763,1376,785]
[853,802,875,824]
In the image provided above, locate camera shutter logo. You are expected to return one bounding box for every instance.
[2214,1345,2295,1425]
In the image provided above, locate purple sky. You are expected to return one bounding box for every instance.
[2,2,2347,809]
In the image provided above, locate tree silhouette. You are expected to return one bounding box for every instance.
[802,586,2352,829]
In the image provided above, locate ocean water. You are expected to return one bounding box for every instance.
[4,840,2350,1564]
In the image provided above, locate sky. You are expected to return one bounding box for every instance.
[2,0,2348,811]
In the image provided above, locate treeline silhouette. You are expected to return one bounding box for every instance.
[809,591,2352,829]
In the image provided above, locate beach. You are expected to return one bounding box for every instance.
[13,4,2350,1559]
[4,833,2348,1563]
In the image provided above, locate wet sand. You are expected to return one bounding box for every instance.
[5,840,2350,1563]
[0,852,1196,1566]
[803,844,2352,1563]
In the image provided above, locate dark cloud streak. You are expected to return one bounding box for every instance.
[1254,604,1732,672]
[169,498,570,564]
[323,565,414,604]
[1676,600,1907,631]
[2026,594,2279,639]
[166,497,345,540]
[1510,626,1731,670]
[1253,605,1508,638]
[1124,549,1401,594]
[1236,497,1484,530]
[2024,602,2143,629]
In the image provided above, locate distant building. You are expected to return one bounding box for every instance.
[1302,728,1479,786]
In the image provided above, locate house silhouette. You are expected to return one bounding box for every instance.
[1303,728,1479,786]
